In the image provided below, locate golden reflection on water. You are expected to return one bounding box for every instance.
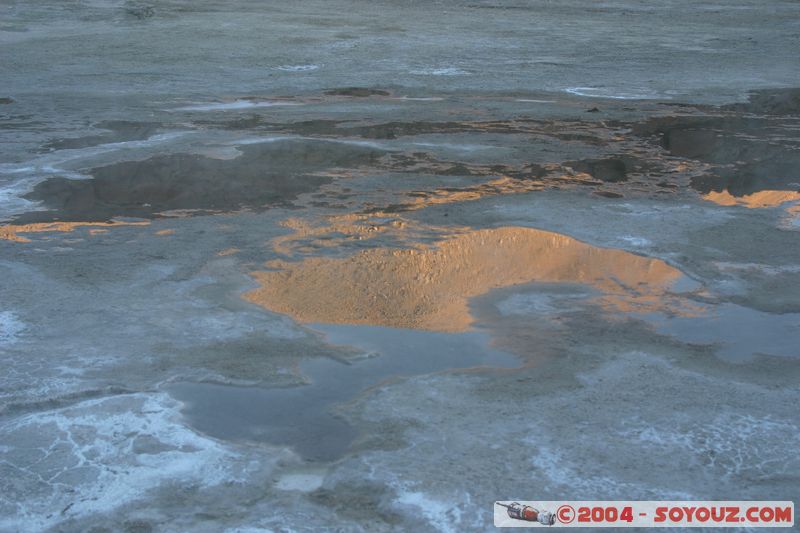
[272,176,553,256]
[703,190,800,210]
[246,226,685,332]
[400,176,548,209]
[217,247,240,257]
[0,220,150,243]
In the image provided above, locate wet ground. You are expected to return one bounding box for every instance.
[2,1,800,531]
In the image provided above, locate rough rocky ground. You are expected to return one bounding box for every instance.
[1,1,799,531]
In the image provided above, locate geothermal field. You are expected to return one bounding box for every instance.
[1,1,799,531]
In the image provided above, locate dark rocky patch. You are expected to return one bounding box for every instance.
[437,163,475,176]
[551,132,606,144]
[249,118,547,138]
[724,88,800,116]
[309,121,475,139]
[206,116,603,144]
[350,121,477,139]
[379,152,549,180]
[593,190,624,198]
[690,167,800,197]
[566,157,628,182]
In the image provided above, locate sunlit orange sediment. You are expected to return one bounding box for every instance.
[246,226,686,332]
[0,220,150,243]
[702,190,800,209]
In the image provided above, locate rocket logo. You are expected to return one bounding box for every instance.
[496,502,556,525]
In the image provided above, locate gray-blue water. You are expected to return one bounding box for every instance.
[167,324,518,461]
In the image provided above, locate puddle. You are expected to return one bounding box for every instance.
[17,138,385,223]
[640,303,800,361]
[635,105,800,199]
[167,324,517,461]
